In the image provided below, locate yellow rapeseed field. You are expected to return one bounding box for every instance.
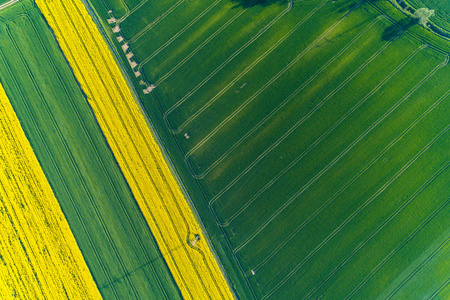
[36,0,234,299]
[0,83,102,300]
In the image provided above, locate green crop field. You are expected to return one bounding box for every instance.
[406,0,450,32]
[87,0,450,298]
[0,1,181,299]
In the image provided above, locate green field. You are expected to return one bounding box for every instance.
[0,1,181,299]
[85,0,450,298]
[406,0,450,32]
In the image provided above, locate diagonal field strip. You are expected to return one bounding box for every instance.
[0,82,101,299]
[303,162,450,299]
[209,33,398,206]
[218,44,426,227]
[193,16,387,180]
[14,13,172,299]
[0,47,121,299]
[4,23,143,299]
[137,0,222,64]
[261,124,450,300]
[164,0,324,125]
[129,0,185,43]
[345,199,450,300]
[386,234,450,299]
[37,0,235,298]
[253,86,450,272]
[184,1,358,154]
[234,56,449,253]
[156,0,290,86]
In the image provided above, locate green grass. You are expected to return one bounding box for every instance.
[85,0,450,298]
[0,2,181,299]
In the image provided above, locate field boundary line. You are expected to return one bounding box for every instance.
[164,0,324,125]
[129,0,185,43]
[209,33,396,206]
[156,0,290,85]
[21,14,171,299]
[253,85,450,272]
[234,56,448,253]
[219,44,424,227]
[303,161,450,299]
[50,1,230,297]
[0,46,121,298]
[41,2,197,297]
[138,0,222,65]
[345,198,450,300]
[117,0,148,24]
[262,124,450,300]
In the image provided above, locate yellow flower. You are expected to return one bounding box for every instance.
[0,84,102,300]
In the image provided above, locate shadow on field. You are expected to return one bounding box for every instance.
[382,17,417,40]
[337,0,362,13]
[230,0,286,8]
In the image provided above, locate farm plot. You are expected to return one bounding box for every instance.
[0,1,181,299]
[36,0,234,299]
[0,84,101,299]
[86,0,450,298]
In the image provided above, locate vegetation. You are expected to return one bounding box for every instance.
[36,0,235,298]
[406,0,450,31]
[414,7,435,25]
[0,83,101,299]
[82,0,450,298]
[0,1,181,299]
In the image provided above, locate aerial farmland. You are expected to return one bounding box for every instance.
[0,1,181,299]
[0,0,449,299]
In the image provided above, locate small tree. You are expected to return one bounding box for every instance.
[414,8,435,26]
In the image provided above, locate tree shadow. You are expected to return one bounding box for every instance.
[230,0,286,8]
[336,0,363,13]
[382,17,418,40]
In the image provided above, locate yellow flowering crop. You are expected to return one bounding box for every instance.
[36,0,234,299]
[0,84,102,300]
